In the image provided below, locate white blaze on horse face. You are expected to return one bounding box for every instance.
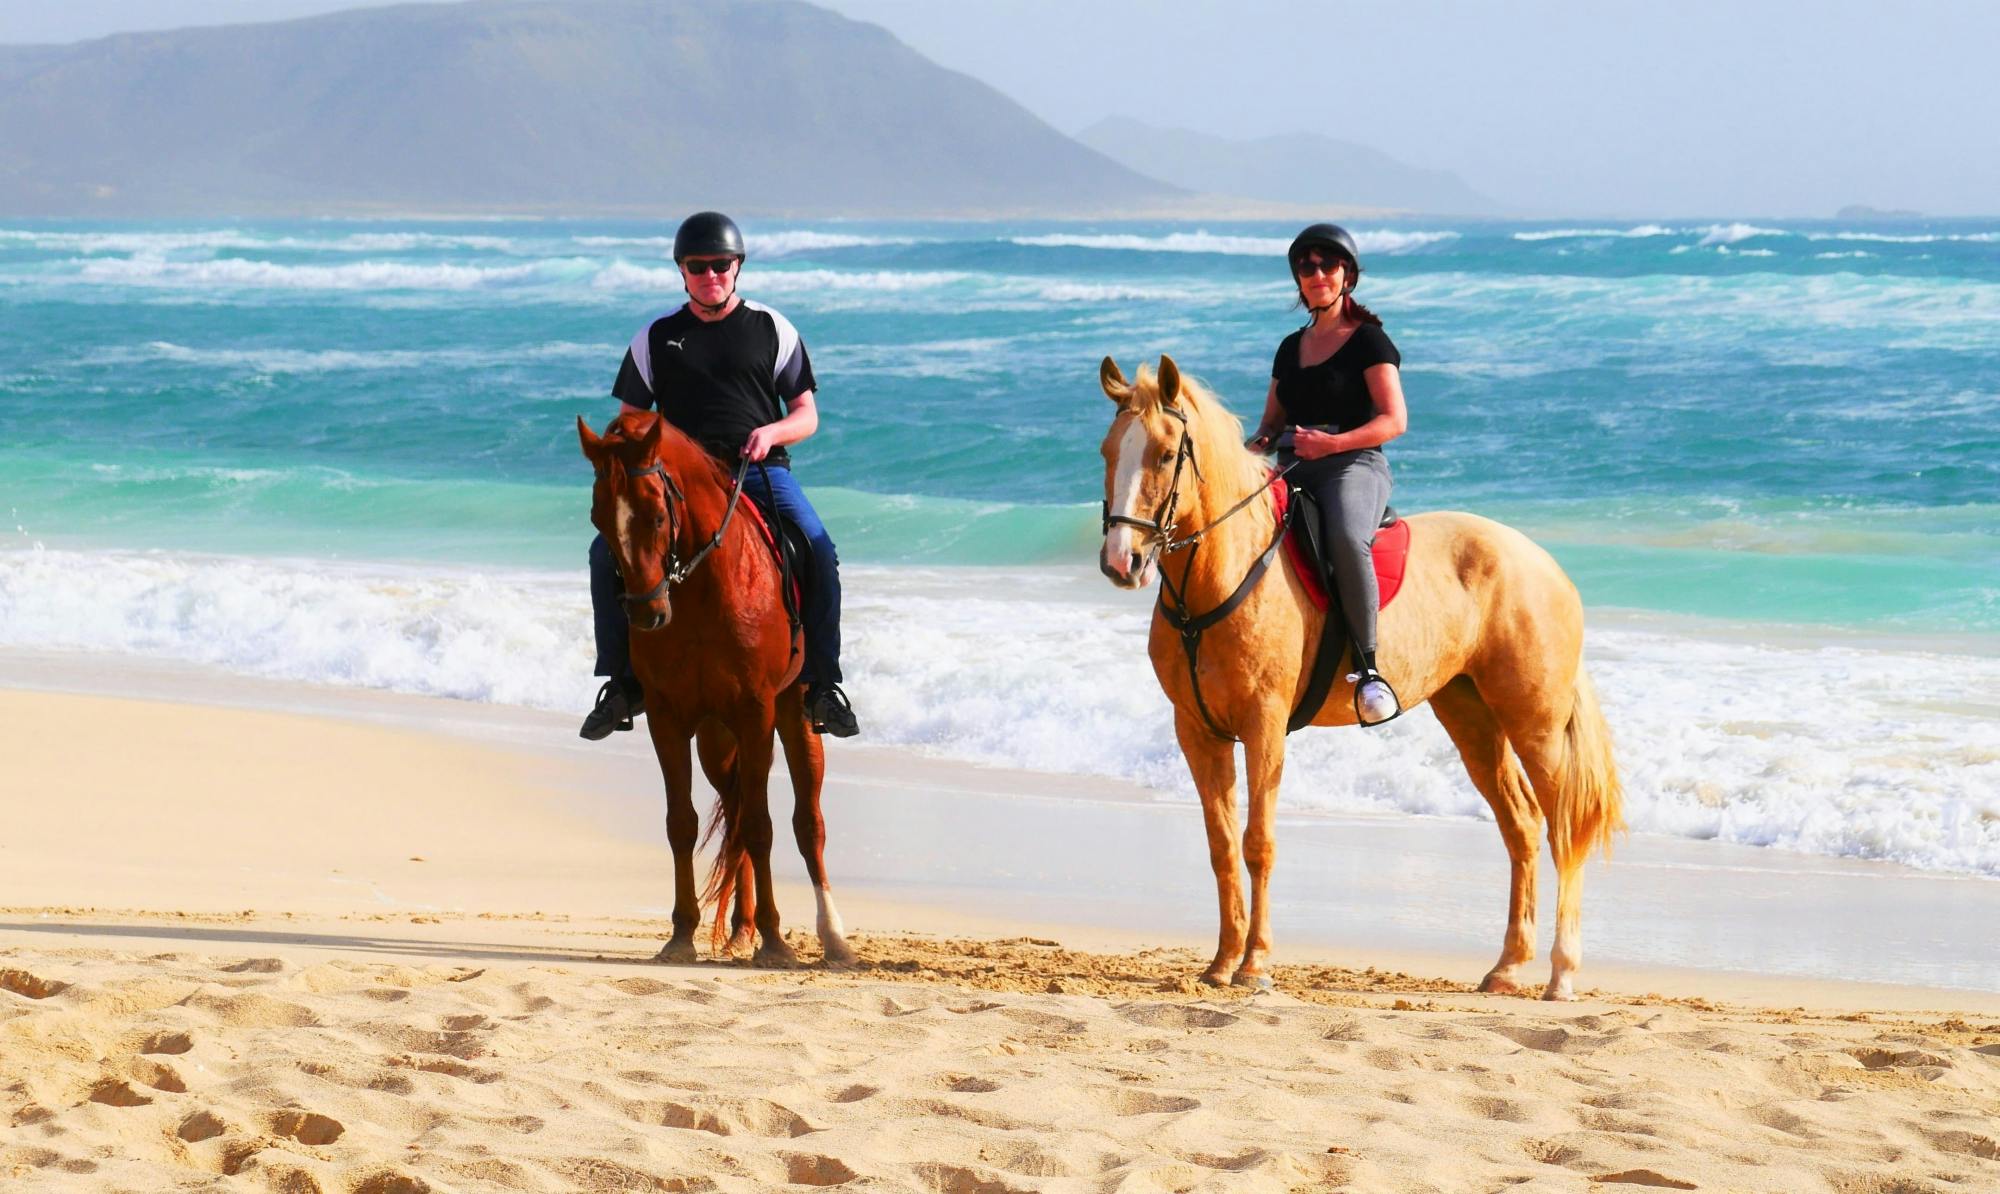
[614,492,637,563]
[1103,416,1151,577]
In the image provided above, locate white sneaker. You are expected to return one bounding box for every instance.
[1355,677,1400,725]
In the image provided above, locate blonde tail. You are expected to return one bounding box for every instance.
[1553,667,1624,868]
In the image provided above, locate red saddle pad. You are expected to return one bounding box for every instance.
[1269,477,1411,613]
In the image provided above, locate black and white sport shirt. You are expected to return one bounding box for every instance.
[611,300,817,467]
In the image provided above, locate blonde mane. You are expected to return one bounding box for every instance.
[1128,362,1269,505]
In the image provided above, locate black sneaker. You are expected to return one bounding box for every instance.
[580,679,644,741]
[806,683,859,738]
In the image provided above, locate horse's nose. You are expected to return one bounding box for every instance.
[630,606,669,632]
[1100,542,1130,581]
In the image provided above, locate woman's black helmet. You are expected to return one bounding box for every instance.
[1287,223,1361,276]
[674,211,746,261]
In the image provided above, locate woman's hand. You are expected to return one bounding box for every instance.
[1245,427,1276,453]
[1291,427,1342,460]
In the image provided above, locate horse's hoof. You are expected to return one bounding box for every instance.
[655,940,698,964]
[1231,972,1275,992]
[1479,972,1523,995]
[1541,980,1577,1002]
[820,941,858,969]
[753,946,802,970]
[1198,970,1231,989]
[724,931,758,960]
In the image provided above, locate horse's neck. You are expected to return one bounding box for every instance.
[1164,465,1277,607]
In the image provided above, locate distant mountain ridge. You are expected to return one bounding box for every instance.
[0,0,1176,218]
[1076,117,1499,216]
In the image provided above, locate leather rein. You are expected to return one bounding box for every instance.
[1103,404,1298,741]
[614,454,752,611]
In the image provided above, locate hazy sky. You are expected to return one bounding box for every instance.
[5,0,1996,217]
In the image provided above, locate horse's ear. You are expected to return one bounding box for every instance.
[1100,356,1131,404]
[640,414,665,455]
[1157,355,1182,407]
[577,415,603,459]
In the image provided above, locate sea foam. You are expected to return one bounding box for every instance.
[2,547,1994,878]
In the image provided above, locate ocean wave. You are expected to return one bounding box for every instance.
[93,339,609,373]
[3,547,1995,877]
[1010,230,1459,256]
[1696,223,1789,246]
[591,261,971,294]
[573,230,917,257]
[70,254,567,291]
[1512,225,1678,241]
[1805,231,2000,244]
[1,228,525,254]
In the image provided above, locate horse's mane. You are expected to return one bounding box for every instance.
[600,410,731,491]
[1128,363,1269,500]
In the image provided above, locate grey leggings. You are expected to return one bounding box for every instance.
[1285,448,1392,657]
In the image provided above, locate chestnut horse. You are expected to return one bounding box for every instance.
[1097,356,1622,1000]
[578,410,854,968]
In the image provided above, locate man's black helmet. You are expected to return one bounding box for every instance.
[1287,223,1361,275]
[674,211,745,261]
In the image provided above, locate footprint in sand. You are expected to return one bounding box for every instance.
[175,1110,229,1143]
[125,1058,188,1093]
[0,968,68,999]
[829,1084,878,1103]
[138,1030,194,1055]
[267,1109,345,1145]
[784,1153,860,1186]
[87,1079,151,1107]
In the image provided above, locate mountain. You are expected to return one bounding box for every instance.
[0,0,1176,218]
[1076,116,1499,216]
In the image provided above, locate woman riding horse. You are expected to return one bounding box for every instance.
[1247,224,1405,725]
[1098,355,1622,1000]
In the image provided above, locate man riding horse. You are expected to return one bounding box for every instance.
[581,211,859,741]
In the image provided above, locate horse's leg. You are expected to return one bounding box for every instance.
[1174,707,1245,987]
[1233,707,1291,990]
[1431,677,1543,994]
[694,723,757,958]
[645,717,702,963]
[1496,707,1589,1001]
[777,682,854,966]
[734,709,798,969]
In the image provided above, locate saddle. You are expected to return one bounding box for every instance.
[1268,479,1412,732]
[736,491,808,645]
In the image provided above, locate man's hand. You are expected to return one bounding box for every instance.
[742,424,782,462]
[1292,428,1341,460]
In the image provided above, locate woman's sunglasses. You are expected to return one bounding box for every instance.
[681,257,738,276]
[1292,256,1351,278]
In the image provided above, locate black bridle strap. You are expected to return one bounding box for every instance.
[618,454,752,605]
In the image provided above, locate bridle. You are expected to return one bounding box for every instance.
[1101,403,1296,557]
[608,454,752,613]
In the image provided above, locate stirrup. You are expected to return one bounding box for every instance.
[807,683,859,738]
[1348,668,1404,727]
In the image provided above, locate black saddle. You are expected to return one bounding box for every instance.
[1280,488,1396,734]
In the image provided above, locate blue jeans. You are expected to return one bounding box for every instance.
[591,464,844,688]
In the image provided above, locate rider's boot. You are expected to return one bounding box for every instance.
[1349,651,1403,727]
[580,677,645,740]
[806,683,859,738]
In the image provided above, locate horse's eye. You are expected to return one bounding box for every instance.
[1159,452,1175,467]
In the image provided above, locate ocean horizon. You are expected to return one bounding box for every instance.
[2,217,1994,879]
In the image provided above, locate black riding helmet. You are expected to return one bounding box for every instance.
[673,211,746,261]
[1287,223,1361,290]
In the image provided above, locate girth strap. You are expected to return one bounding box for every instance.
[1157,498,1291,742]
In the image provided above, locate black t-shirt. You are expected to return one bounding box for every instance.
[611,299,817,468]
[1271,323,1401,435]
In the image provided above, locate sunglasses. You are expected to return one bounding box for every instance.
[681,257,738,276]
[1292,256,1350,278]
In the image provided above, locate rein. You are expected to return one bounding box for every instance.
[1104,403,1299,741]
[617,453,752,610]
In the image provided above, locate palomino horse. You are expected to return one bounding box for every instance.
[1097,356,1622,1000]
[578,411,854,968]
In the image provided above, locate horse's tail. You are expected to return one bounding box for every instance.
[1551,665,1624,868]
[699,792,744,950]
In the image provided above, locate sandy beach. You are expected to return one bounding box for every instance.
[4,651,1999,1193]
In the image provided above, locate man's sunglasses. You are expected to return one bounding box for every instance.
[681,257,738,276]
[1292,256,1351,278]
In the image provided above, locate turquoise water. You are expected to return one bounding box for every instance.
[2,219,1996,878]
[1,219,1993,632]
